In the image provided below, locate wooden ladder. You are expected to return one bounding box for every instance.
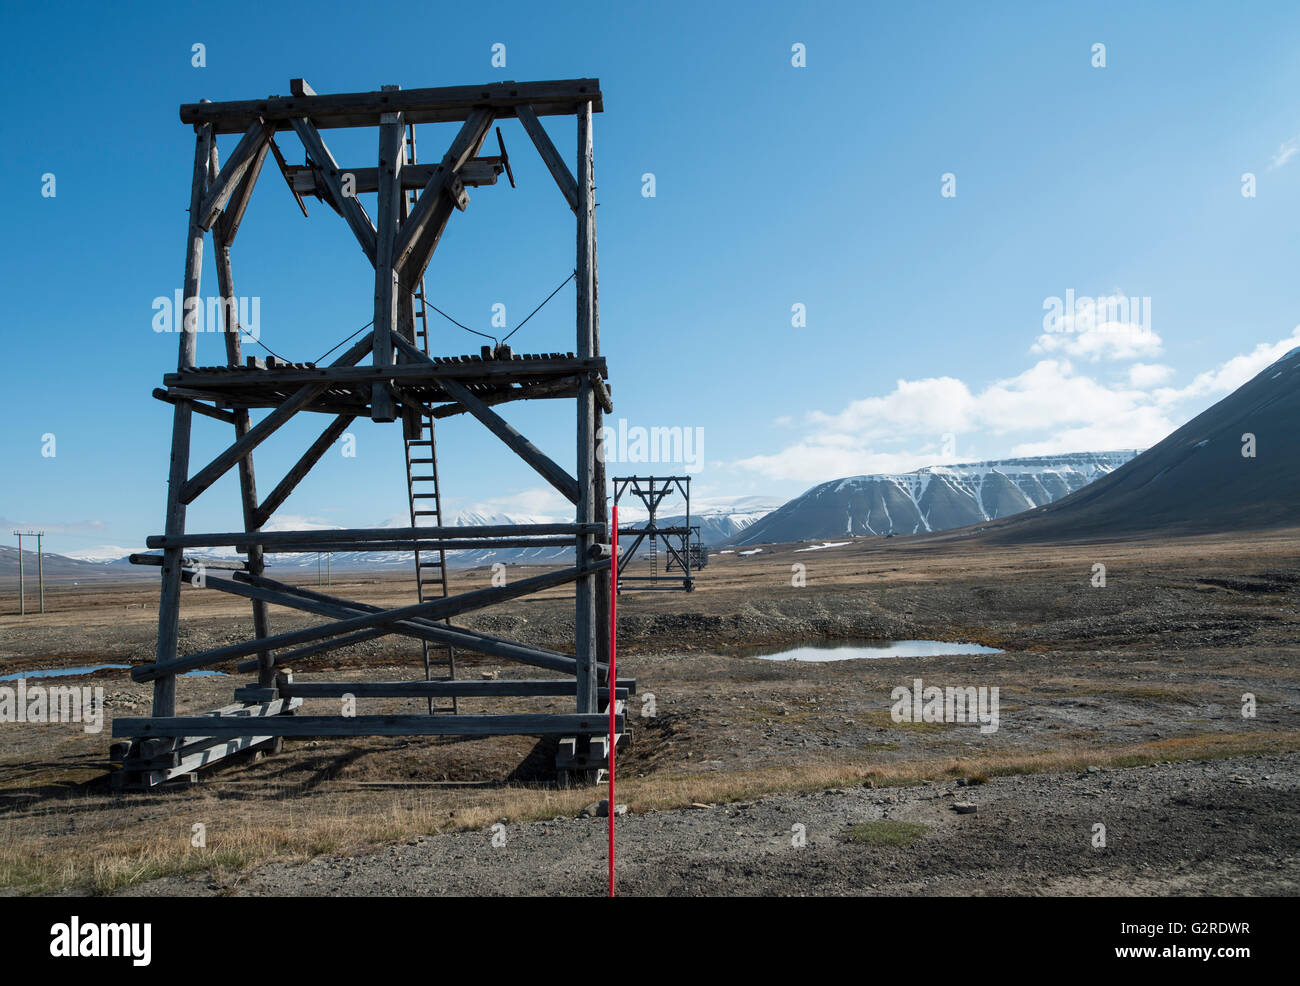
[402,122,456,714]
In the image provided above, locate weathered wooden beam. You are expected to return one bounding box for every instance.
[253,414,354,528]
[250,627,384,666]
[224,572,586,675]
[132,698,298,757]
[515,104,577,211]
[128,553,247,571]
[178,127,213,371]
[131,560,609,681]
[439,376,580,504]
[154,124,213,719]
[233,537,576,552]
[180,78,604,134]
[151,388,236,424]
[289,118,378,265]
[428,375,582,418]
[115,712,622,739]
[214,140,269,246]
[279,680,632,699]
[208,573,584,678]
[176,330,373,505]
[393,110,494,279]
[180,382,330,504]
[207,171,276,683]
[574,99,598,716]
[392,338,579,504]
[289,159,503,196]
[147,522,597,549]
[197,122,269,230]
[370,91,405,422]
[166,355,607,388]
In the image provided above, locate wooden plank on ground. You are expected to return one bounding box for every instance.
[114,713,623,738]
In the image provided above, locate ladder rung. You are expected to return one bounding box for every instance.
[409,457,435,464]
[411,476,438,481]
[412,493,439,499]
[413,510,441,516]
[408,440,433,446]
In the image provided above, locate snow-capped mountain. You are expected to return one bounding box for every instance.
[615,494,779,546]
[60,500,782,576]
[730,451,1141,546]
[257,510,562,570]
[60,544,148,564]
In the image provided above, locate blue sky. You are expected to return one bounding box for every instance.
[4,0,1300,556]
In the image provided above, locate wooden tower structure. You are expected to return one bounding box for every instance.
[113,78,626,788]
[613,476,702,592]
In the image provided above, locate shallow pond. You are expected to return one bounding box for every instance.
[746,640,1004,662]
[0,665,227,682]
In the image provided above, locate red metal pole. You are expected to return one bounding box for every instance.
[608,504,618,898]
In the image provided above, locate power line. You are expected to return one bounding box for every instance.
[502,270,576,344]
[425,303,497,343]
[236,267,575,365]
[315,320,373,363]
[428,269,578,347]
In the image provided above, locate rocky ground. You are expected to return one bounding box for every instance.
[120,752,1300,897]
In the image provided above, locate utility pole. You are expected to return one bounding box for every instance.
[13,530,45,616]
[13,532,24,616]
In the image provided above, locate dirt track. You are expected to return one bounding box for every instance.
[1,529,1298,896]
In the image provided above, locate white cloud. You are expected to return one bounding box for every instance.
[0,517,107,535]
[1032,320,1162,361]
[1154,327,1300,404]
[735,329,1300,483]
[1271,136,1300,170]
[807,376,976,438]
[1009,405,1176,457]
[448,486,571,522]
[1127,362,1174,387]
[734,445,946,482]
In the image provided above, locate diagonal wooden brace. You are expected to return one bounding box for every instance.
[131,559,610,681]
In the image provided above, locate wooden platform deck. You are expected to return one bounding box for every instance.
[162,350,609,417]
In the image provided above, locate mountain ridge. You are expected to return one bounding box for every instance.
[731,451,1141,546]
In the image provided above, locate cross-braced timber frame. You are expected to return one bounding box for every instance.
[612,476,702,592]
[114,78,625,789]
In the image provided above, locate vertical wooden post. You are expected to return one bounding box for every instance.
[154,121,213,717]
[371,87,404,422]
[575,101,598,715]
[209,144,274,687]
[37,533,44,614]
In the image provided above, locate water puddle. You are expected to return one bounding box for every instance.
[0,665,227,682]
[745,640,1004,662]
[0,664,129,682]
